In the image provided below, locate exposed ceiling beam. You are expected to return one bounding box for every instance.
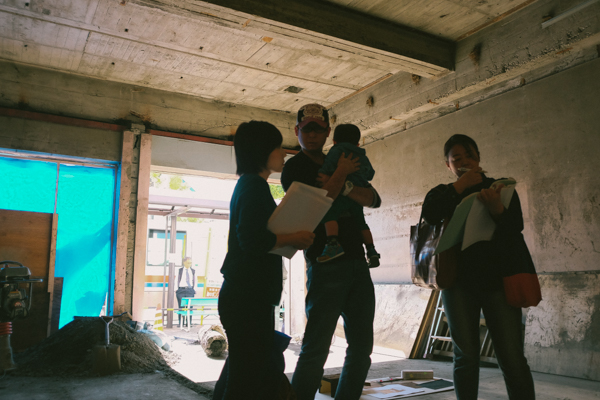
[135,0,455,74]
[330,0,600,145]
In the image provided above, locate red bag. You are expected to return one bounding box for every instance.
[500,232,542,308]
[503,273,542,308]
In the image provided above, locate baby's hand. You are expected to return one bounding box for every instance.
[337,152,360,176]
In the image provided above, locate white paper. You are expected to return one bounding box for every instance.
[268,181,333,258]
[362,384,424,399]
[461,183,515,251]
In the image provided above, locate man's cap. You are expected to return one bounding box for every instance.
[297,104,329,129]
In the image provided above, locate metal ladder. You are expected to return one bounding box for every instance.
[424,292,496,363]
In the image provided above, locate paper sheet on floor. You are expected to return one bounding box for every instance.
[267,181,333,258]
[360,378,454,399]
[315,378,454,400]
[362,384,424,398]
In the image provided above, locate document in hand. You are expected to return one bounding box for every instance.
[434,179,516,255]
[268,181,333,258]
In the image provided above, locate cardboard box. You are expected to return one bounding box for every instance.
[400,370,434,380]
[319,374,340,397]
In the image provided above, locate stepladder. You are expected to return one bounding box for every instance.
[424,291,496,364]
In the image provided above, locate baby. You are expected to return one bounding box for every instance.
[317,124,380,268]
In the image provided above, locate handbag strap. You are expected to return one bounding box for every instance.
[414,209,426,241]
[415,208,449,241]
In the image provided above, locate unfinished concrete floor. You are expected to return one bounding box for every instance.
[2,322,599,399]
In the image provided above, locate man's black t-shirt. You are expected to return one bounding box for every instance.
[281,151,366,265]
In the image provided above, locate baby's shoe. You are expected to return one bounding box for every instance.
[317,239,345,263]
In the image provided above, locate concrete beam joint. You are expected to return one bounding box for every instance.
[131,124,146,134]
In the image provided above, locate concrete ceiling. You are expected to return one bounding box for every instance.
[0,0,538,114]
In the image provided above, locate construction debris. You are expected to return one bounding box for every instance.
[197,325,227,357]
[12,317,178,377]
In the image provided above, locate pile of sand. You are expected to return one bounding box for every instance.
[13,317,178,377]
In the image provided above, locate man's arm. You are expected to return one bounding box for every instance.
[320,152,359,199]
[319,166,381,208]
[347,185,381,208]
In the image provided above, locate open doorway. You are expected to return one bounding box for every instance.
[140,171,307,337]
[142,172,232,328]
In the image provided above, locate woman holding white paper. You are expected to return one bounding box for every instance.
[421,134,535,400]
[214,121,314,400]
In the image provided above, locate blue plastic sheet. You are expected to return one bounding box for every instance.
[0,157,57,213]
[0,156,116,328]
[55,165,116,327]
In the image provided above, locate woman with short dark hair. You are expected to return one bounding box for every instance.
[216,121,314,400]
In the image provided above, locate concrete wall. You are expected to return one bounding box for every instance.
[526,273,600,380]
[0,60,298,147]
[0,115,122,161]
[371,284,432,358]
[365,58,600,378]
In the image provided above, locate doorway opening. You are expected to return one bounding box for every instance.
[140,171,306,335]
[143,172,232,329]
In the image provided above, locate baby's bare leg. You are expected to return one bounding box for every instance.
[324,220,339,237]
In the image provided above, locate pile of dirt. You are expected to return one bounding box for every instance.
[12,317,178,377]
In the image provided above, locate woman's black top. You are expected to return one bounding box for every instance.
[220,173,282,306]
[421,175,527,291]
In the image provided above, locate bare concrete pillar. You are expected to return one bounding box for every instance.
[132,132,152,321]
[113,131,134,315]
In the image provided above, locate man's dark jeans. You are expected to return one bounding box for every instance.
[292,258,375,400]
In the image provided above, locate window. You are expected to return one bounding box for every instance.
[147,228,187,266]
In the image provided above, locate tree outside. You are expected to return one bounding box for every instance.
[270,184,284,200]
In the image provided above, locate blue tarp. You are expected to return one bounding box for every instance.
[0,156,116,328]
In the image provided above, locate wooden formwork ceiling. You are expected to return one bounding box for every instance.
[0,0,540,113]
